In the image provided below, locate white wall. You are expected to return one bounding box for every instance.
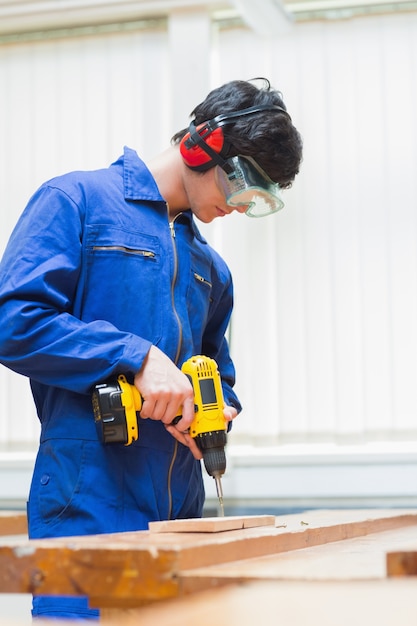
[1,6,417,507]
[210,13,417,446]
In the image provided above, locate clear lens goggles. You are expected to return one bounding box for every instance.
[215,155,284,218]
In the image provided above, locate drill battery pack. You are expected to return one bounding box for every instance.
[92,379,131,444]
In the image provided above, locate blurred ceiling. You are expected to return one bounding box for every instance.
[0,0,415,39]
[221,0,417,36]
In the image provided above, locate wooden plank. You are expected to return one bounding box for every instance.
[179,523,417,590]
[148,515,276,533]
[0,509,416,608]
[0,511,27,536]
[98,579,417,626]
[0,579,416,626]
[387,550,417,576]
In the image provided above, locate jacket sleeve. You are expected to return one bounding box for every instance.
[0,184,152,394]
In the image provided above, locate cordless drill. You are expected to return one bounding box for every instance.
[92,355,227,514]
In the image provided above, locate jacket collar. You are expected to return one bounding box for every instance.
[122,146,164,202]
[117,147,207,244]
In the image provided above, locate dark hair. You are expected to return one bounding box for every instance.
[172,78,303,189]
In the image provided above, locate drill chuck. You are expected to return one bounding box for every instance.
[195,430,227,478]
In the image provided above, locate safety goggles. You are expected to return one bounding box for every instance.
[215,155,284,218]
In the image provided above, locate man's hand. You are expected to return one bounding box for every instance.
[135,347,239,460]
[223,405,238,422]
[134,346,202,459]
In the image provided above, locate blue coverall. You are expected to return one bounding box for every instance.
[0,147,241,619]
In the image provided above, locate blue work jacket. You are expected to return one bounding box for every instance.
[0,147,241,541]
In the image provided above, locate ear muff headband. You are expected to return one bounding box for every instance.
[180,104,290,172]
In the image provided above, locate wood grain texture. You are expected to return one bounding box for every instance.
[1,579,416,626]
[148,515,276,533]
[0,509,417,608]
[179,523,417,590]
[99,579,417,626]
[0,511,27,536]
[387,551,417,576]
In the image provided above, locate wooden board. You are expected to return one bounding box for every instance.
[0,509,416,608]
[387,550,417,576]
[148,515,276,533]
[98,579,417,626]
[2,580,417,626]
[0,511,27,536]
[179,523,417,588]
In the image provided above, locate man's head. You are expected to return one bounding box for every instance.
[172,78,303,191]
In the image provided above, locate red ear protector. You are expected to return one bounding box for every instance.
[179,104,290,172]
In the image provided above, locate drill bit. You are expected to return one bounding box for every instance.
[214,475,224,517]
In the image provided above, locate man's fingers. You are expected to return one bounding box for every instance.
[140,394,187,423]
[138,397,154,419]
[184,434,203,460]
[172,396,195,431]
[165,425,203,460]
[223,406,238,421]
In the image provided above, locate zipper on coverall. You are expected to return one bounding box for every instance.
[167,216,183,519]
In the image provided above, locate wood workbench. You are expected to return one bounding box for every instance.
[1,509,417,625]
[0,511,27,537]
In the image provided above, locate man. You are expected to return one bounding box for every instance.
[0,78,302,619]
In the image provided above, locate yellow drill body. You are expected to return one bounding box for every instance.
[114,355,226,445]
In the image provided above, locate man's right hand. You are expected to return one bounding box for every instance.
[134,346,202,460]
